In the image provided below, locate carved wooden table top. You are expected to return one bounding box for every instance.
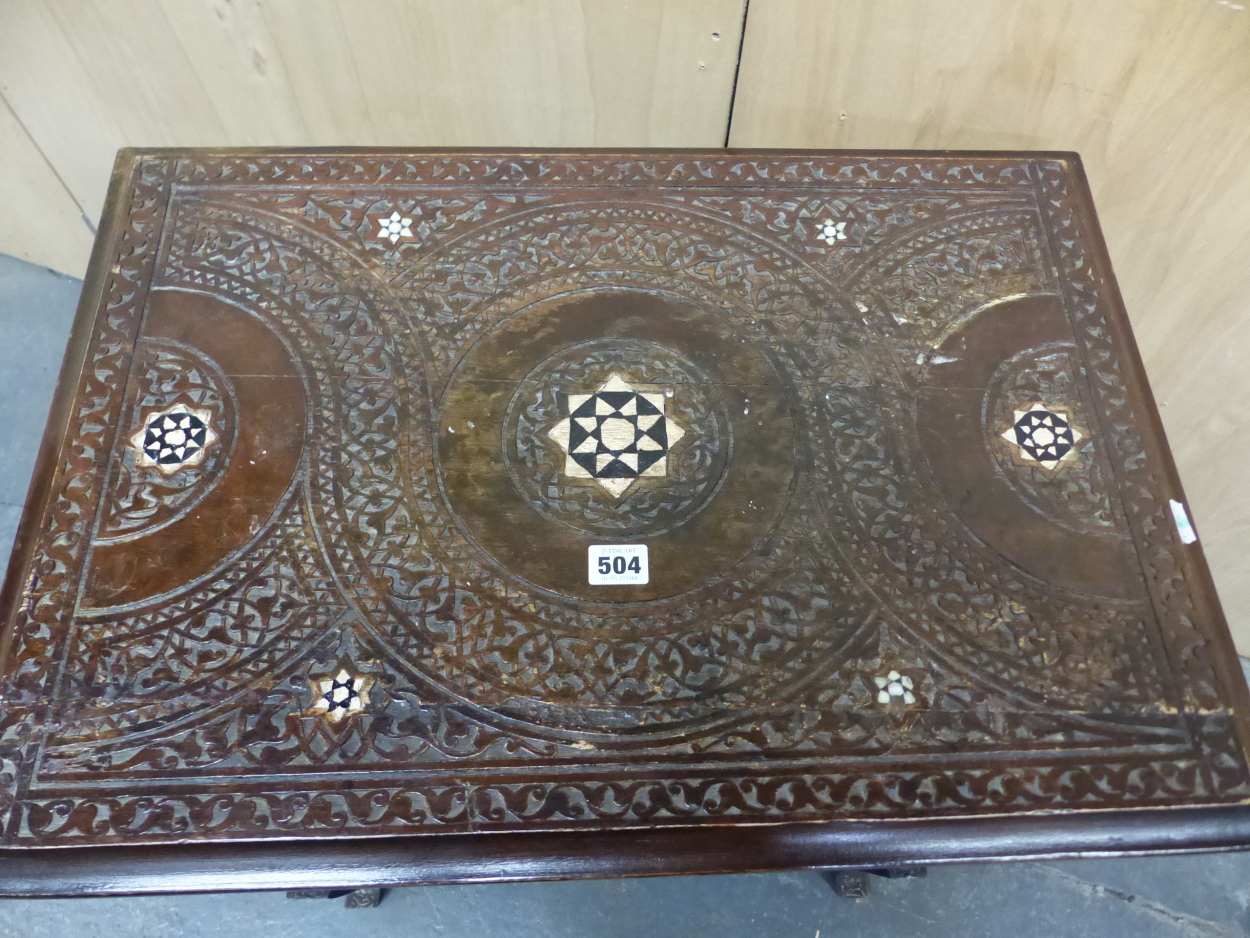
[2,149,1249,894]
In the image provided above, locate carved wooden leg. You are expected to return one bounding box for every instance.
[822,867,926,898]
[286,888,385,907]
[823,870,870,898]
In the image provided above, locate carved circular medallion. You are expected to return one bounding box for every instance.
[98,337,236,544]
[437,288,799,605]
[985,343,1112,537]
[503,338,731,538]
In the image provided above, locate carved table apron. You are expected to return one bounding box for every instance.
[1,149,1248,896]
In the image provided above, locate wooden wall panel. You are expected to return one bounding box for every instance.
[730,0,1250,651]
[0,0,745,276]
[0,96,96,274]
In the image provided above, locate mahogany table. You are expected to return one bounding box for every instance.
[2,149,1248,897]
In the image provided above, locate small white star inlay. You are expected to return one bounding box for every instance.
[874,670,916,706]
[818,219,848,245]
[375,210,413,244]
[307,668,372,723]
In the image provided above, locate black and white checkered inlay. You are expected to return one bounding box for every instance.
[548,374,687,498]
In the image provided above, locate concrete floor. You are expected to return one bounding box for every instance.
[1,251,1249,937]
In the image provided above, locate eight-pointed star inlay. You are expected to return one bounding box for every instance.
[129,403,218,475]
[1001,402,1084,471]
[547,374,688,498]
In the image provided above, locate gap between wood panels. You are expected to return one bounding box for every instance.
[722,0,752,148]
[1,91,95,235]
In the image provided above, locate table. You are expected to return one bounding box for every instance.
[1,149,1248,897]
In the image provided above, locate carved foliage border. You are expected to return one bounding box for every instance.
[1,155,1244,844]
[13,716,1241,843]
[0,158,172,838]
[43,205,1164,779]
[1032,164,1222,713]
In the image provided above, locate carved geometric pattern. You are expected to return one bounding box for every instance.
[547,373,687,497]
[1002,403,1083,470]
[0,152,1243,850]
[985,348,1114,534]
[100,339,235,540]
[129,403,217,473]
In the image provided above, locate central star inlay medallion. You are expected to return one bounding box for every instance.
[547,373,688,498]
[1000,402,1084,471]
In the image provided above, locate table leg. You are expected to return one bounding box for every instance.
[286,888,386,908]
[822,867,926,898]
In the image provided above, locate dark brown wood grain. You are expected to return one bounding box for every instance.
[1,148,1247,894]
[3,806,1250,898]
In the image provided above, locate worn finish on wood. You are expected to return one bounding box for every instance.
[729,0,1250,654]
[2,808,1250,898]
[1,148,1248,892]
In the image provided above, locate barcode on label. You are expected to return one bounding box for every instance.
[588,544,649,585]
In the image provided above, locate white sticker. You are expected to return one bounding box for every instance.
[1170,499,1198,544]
[588,544,649,585]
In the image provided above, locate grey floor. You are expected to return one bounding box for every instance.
[2,251,1250,937]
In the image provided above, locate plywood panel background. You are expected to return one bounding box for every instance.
[2,0,1249,650]
[0,0,744,273]
[0,96,95,273]
[730,0,1250,650]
